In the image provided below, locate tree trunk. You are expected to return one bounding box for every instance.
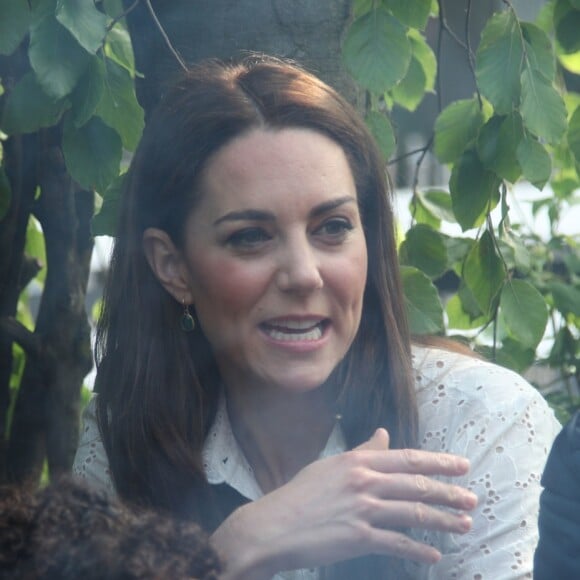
[2,129,94,484]
[123,0,361,116]
[0,131,39,482]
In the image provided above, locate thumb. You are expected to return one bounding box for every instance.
[355,428,390,451]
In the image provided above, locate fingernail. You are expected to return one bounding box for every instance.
[457,457,470,471]
[459,514,472,532]
[463,491,478,509]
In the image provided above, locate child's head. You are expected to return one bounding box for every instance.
[0,476,221,579]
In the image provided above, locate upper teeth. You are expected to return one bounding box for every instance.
[271,319,322,330]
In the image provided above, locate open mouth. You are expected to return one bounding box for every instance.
[260,319,328,342]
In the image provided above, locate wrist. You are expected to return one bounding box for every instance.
[211,504,278,580]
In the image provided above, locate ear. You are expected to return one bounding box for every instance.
[142,228,194,304]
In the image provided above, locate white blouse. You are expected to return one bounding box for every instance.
[73,345,561,579]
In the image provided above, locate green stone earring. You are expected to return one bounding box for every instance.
[180,300,195,332]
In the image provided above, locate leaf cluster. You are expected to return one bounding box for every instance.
[343,0,580,412]
[0,0,143,227]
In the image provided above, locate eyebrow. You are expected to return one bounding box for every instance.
[213,196,357,226]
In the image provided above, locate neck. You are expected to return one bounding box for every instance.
[225,385,336,494]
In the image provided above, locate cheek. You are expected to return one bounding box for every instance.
[327,250,368,312]
[188,254,270,314]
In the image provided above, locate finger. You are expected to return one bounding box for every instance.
[366,527,442,564]
[355,428,390,452]
[358,448,471,477]
[367,472,478,511]
[368,499,474,535]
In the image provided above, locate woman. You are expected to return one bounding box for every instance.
[74,55,559,579]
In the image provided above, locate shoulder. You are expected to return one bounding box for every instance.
[411,344,558,454]
[72,395,116,497]
[406,344,561,578]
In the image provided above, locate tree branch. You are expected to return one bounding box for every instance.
[0,317,42,359]
[18,257,43,292]
[464,0,482,108]
[106,0,142,33]
[411,135,434,194]
[388,145,431,166]
[437,0,469,52]
[143,0,188,72]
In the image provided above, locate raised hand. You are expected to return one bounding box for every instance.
[212,428,477,580]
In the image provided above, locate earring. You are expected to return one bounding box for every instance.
[180,300,195,332]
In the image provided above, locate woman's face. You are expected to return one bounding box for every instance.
[181,127,368,395]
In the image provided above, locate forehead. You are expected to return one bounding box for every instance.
[197,127,356,211]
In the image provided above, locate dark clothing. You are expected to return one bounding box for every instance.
[534,411,580,579]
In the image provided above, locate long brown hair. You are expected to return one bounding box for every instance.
[95,55,417,572]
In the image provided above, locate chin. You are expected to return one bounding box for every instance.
[268,371,333,395]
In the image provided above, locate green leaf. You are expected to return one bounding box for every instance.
[102,0,124,17]
[516,135,552,190]
[390,54,426,112]
[463,230,506,316]
[0,0,30,55]
[104,24,137,76]
[91,173,124,236]
[63,115,122,192]
[535,0,555,32]
[477,113,523,182]
[25,215,47,283]
[29,15,91,99]
[96,58,144,151]
[554,0,580,53]
[550,281,580,316]
[520,67,567,143]
[0,72,67,134]
[522,22,556,82]
[353,0,373,18]
[475,11,523,114]
[449,149,501,231]
[400,266,444,334]
[492,338,536,373]
[56,0,107,54]
[399,224,447,278]
[549,326,577,365]
[0,167,11,221]
[568,106,580,165]
[71,56,105,127]
[434,98,484,164]
[409,196,440,229]
[446,293,486,330]
[365,111,395,160]
[500,279,548,348]
[417,189,455,223]
[457,280,485,320]
[408,29,436,92]
[445,236,474,269]
[498,235,532,274]
[559,50,580,74]
[343,7,412,94]
[30,0,57,25]
[385,0,431,29]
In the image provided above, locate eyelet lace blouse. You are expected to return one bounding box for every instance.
[73,345,560,579]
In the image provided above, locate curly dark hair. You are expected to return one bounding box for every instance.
[0,477,221,580]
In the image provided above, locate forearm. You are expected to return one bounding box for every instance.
[211,503,280,580]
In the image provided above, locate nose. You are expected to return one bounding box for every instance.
[276,235,323,293]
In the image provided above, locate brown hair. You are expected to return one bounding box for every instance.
[95,55,417,574]
[0,476,220,579]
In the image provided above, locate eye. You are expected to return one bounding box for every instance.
[314,218,354,243]
[226,227,272,249]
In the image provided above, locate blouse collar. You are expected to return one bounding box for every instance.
[202,395,346,501]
